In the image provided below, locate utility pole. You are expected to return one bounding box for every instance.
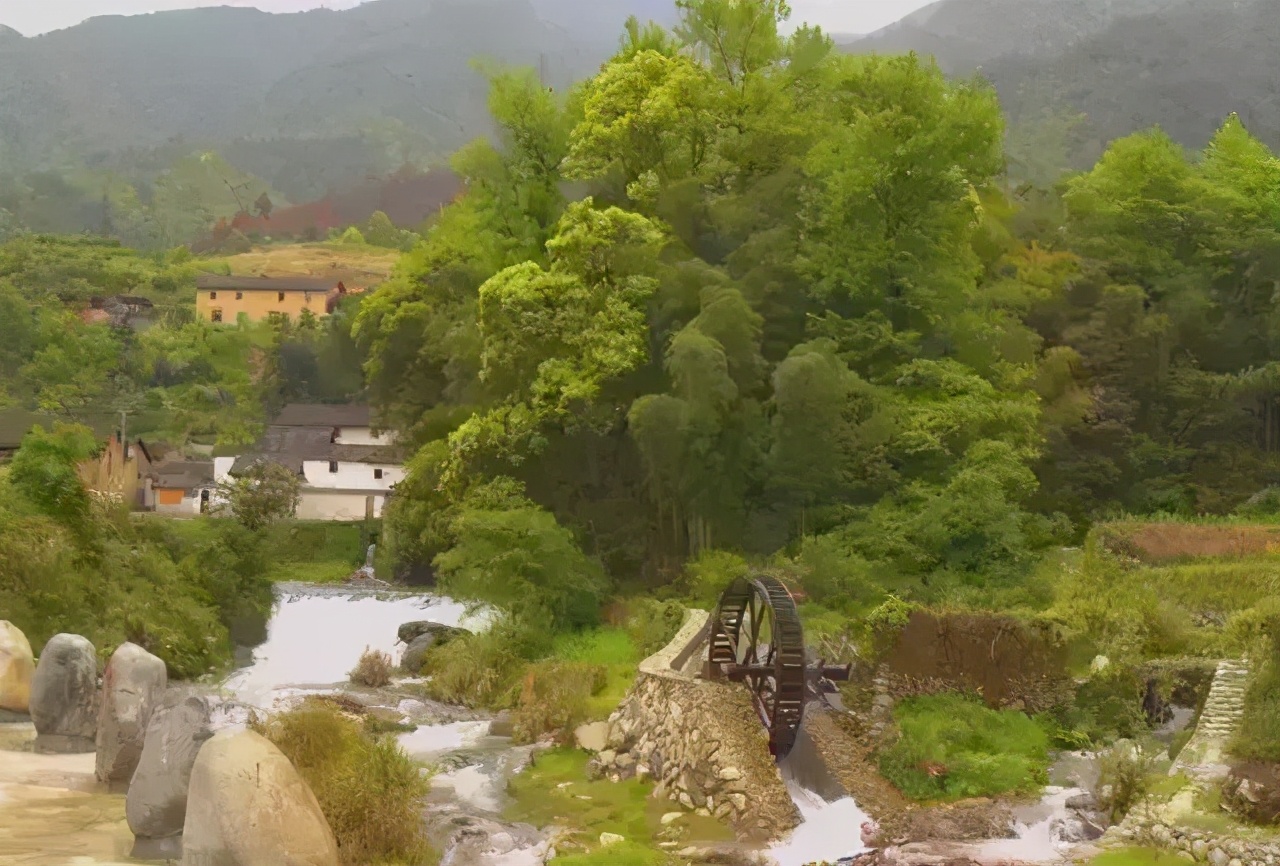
[120,411,127,454]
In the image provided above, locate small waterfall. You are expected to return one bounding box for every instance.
[767,726,870,866]
[221,582,477,709]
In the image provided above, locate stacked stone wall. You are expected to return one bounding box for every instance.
[1115,817,1280,865]
[598,609,801,842]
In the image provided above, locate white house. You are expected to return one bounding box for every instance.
[219,404,404,521]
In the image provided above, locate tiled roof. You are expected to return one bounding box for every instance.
[195,275,337,292]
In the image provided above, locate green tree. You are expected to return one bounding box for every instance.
[216,460,302,532]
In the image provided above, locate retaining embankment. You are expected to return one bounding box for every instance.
[598,609,801,841]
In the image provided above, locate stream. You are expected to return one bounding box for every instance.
[0,583,1117,866]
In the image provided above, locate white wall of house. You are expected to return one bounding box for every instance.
[302,460,404,491]
[334,426,397,447]
[213,456,236,485]
[296,490,386,521]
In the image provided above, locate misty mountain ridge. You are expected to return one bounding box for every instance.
[846,0,1280,173]
[0,0,678,201]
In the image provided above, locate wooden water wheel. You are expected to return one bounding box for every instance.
[705,575,850,760]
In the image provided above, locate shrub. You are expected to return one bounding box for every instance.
[421,622,534,708]
[510,659,609,744]
[877,693,1051,802]
[1096,740,1156,823]
[796,534,881,608]
[1233,629,1280,762]
[350,647,393,688]
[255,703,432,864]
[625,598,685,658]
[682,549,748,607]
[435,503,606,631]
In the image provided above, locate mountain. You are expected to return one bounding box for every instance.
[847,0,1191,74]
[0,0,677,201]
[844,0,1280,173]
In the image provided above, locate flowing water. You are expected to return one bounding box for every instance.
[0,584,1102,866]
[220,582,479,708]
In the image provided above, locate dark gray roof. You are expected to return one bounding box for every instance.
[228,425,401,477]
[272,404,373,428]
[149,460,214,490]
[196,275,337,293]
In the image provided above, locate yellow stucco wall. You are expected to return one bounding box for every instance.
[195,288,330,323]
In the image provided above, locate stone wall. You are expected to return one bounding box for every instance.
[879,611,1074,713]
[597,609,801,842]
[1114,816,1280,865]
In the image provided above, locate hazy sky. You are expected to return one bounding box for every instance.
[0,0,934,38]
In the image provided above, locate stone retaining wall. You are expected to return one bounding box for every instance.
[598,609,801,842]
[1114,816,1280,865]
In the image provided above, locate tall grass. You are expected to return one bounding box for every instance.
[255,702,434,865]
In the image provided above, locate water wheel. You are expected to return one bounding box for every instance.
[705,575,809,759]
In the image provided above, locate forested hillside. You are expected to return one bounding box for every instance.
[0,0,676,244]
[846,0,1280,177]
[350,6,1280,610]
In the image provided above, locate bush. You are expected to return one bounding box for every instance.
[1096,740,1156,823]
[255,702,433,864]
[878,693,1051,802]
[625,598,686,658]
[350,647,393,688]
[1233,628,1280,762]
[510,659,609,744]
[435,503,606,631]
[421,621,535,708]
[681,549,748,608]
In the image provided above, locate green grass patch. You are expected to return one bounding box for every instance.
[878,693,1051,802]
[551,627,641,719]
[505,748,729,862]
[1088,847,1192,866]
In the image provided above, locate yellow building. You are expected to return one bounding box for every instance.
[195,275,344,324]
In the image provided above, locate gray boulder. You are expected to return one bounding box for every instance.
[126,692,221,859]
[30,633,99,754]
[398,620,468,645]
[96,642,168,791]
[398,621,466,673]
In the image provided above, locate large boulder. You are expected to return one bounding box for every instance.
[96,642,168,791]
[181,729,340,866]
[398,621,467,673]
[1223,761,1280,825]
[30,633,99,753]
[127,693,222,860]
[0,620,34,716]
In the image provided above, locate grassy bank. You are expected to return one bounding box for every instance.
[505,748,732,866]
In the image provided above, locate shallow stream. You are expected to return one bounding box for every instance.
[0,583,1112,866]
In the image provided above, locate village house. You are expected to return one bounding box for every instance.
[194,275,359,324]
[215,403,403,522]
[144,459,216,515]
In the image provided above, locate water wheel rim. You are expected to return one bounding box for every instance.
[709,574,806,760]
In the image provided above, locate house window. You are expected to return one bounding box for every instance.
[209,291,217,300]
[374,468,384,480]
[328,460,339,473]
[235,292,244,300]
[278,292,286,302]
[211,308,223,323]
